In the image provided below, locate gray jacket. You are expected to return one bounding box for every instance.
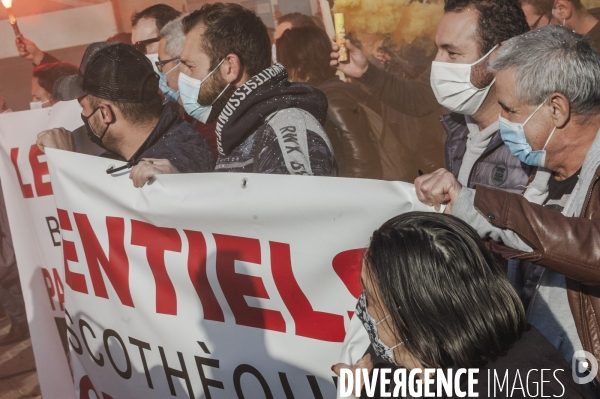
[442,113,532,193]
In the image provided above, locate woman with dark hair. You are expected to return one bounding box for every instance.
[276,26,384,179]
[335,212,589,398]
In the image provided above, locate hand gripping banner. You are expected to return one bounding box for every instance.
[42,145,432,398]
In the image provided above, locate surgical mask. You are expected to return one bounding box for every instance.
[178,59,230,124]
[81,107,109,150]
[272,43,277,64]
[146,53,160,74]
[30,100,49,110]
[430,45,499,115]
[499,101,557,168]
[158,62,180,103]
[355,292,405,364]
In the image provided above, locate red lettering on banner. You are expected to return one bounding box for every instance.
[271,242,345,342]
[10,147,34,198]
[185,230,224,322]
[332,249,364,299]
[42,268,56,311]
[53,268,65,311]
[214,234,285,332]
[58,209,88,294]
[79,375,114,399]
[131,220,181,315]
[74,214,133,307]
[29,145,52,196]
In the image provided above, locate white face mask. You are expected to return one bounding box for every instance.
[146,53,160,74]
[430,44,499,115]
[30,100,49,110]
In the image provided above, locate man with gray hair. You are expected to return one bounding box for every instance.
[415,25,600,380]
[157,16,185,105]
[156,16,218,156]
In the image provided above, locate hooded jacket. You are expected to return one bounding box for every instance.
[214,64,336,176]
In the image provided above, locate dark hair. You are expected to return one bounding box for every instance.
[106,32,133,45]
[182,3,271,77]
[131,4,182,32]
[364,212,526,369]
[276,26,337,85]
[88,94,163,126]
[33,62,79,98]
[277,12,317,28]
[445,0,530,56]
[520,0,553,16]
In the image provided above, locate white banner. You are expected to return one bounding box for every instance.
[45,147,433,399]
[0,102,82,399]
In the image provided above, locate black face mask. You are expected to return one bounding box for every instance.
[81,107,109,150]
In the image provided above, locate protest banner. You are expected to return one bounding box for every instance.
[45,147,433,399]
[0,102,82,399]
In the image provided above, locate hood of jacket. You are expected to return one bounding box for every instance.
[214,63,328,156]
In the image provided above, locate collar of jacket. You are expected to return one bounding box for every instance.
[524,127,600,217]
[127,105,179,166]
[214,63,328,157]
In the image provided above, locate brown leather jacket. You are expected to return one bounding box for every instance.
[472,164,600,377]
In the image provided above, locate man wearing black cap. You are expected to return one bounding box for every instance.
[37,42,215,187]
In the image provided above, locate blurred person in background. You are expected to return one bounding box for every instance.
[332,0,533,194]
[272,12,317,63]
[333,213,589,398]
[521,0,553,28]
[31,62,78,109]
[131,3,181,58]
[36,42,214,187]
[131,3,182,73]
[277,26,383,179]
[553,0,600,51]
[180,3,335,176]
[520,0,600,51]
[157,16,219,157]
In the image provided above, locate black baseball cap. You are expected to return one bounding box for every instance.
[54,42,159,103]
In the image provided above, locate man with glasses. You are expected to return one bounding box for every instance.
[131,4,182,71]
[156,16,219,157]
[36,42,214,187]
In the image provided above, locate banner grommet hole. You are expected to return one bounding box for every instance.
[241,177,248,189]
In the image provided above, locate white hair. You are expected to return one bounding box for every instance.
[159,15,186,58]
[489,25,600,116]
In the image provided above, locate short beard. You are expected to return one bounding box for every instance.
[198,70,237,124]
[470,56,495,89]
[92,113,122,155]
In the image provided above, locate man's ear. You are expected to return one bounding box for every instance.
[553,0,573,24]
[221,53,244,85]
[549,92,570,128]
[98,102,116,124]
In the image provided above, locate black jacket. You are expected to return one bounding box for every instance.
[214,64,336,176]
[106,106,215,173]
[318,78,382,179]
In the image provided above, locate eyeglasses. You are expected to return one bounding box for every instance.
[134,38,159,54]
[155,57,180,72]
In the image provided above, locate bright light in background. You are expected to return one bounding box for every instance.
[1,0,12,9]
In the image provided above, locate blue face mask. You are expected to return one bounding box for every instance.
[178,59,230,124]
[158,62,180,103]
[499,101,557,168]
